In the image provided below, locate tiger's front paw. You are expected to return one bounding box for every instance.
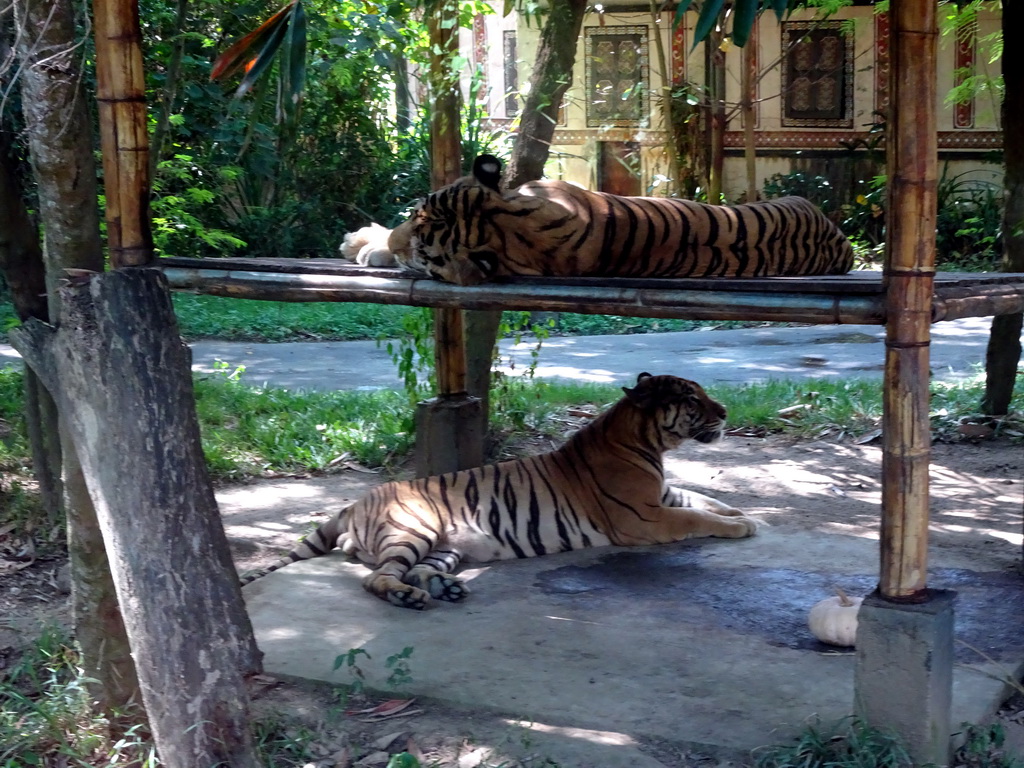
[339,224,396,266]
[732,515,762,537]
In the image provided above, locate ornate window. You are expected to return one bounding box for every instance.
[585,26,650,128]
[781,21,854,128]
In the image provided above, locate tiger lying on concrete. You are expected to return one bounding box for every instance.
[340,154,854,286]
[241,373,759,609]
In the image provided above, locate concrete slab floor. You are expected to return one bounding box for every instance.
[243,527,1024,760]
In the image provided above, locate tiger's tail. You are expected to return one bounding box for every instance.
[239,506,352,586]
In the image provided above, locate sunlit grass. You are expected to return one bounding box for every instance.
[2,366,1020,486]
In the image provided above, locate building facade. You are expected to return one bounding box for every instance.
[457,2,1002,201]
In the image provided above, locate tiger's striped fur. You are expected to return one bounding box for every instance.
[241,373,758,609]
[355,154,854,286]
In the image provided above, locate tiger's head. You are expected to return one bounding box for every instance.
[622,373,727,449]
[387,155,512,286]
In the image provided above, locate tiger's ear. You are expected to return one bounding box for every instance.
[473,155,503,191]
[622,372,655,408]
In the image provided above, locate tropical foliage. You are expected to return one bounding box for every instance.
[140,0,476,261]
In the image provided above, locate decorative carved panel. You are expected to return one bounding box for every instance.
[781,21,854,128]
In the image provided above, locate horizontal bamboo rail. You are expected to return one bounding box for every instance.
[156,263,1024,325]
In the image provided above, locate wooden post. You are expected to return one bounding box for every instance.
[415,0,483,475]
[879,0,938,601]
[92,0,153,267]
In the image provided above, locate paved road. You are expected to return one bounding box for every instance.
[2,316,1012,391]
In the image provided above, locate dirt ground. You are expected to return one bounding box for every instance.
[2,430,1023,767]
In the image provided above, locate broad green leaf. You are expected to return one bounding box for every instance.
[280,0,307,122]
[673,0,695,31]
[210,1,296,82]
[691,0,726,51]
[731,0,758,47]
[235,20,289,98]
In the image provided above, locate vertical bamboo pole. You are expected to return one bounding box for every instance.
[93,0,153,267]
[880,0,938,600]
[429,0,467,398]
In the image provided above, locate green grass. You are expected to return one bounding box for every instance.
[167,294,755,342]
[0,626,158,767]
[193,371,417,479]
[753,716,1024,768]
[0,626,333,767]
[3,365,1020,488]
[171,294,418,341]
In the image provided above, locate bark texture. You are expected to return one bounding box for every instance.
[0,137,64,527]
[13,0,104,305]
[469,1,587,426]
[982,0,1024,416]
[504,0,587,189]
[880,1,937,600]
[13,0,140,712]
[10,269,265,768]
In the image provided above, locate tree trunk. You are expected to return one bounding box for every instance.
[706,27,726,204]
[393,50,413,133]
[504,0,587,189]
[13,0,105,300]
[468,0,587,431]
[0,138,64,528]
[982,0,1024,416]
[10,269,265,768]
[741,35,758,202]
[13,0,140,714]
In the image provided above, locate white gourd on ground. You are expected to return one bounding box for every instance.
[808,587,864,647]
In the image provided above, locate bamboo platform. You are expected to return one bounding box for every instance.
[159,256,1024,325]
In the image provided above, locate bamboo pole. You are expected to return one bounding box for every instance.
[159,266,897,323]
[93,0,153,267]
[428,0,467,398]
[879,0,938,600]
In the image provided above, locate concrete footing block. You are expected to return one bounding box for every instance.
[415,395,484,477]
[854,588,956,766]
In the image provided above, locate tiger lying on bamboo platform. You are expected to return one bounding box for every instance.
[339,154,854,286]
[241,373,760,609]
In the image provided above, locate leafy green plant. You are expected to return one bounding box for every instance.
[171,293,419,341]
[936,166,1003,270]
[0,626,157,767]
[332,645,415,696]
[763,171,839,215]
[385,646,416,690]
[953,722,1024,768]
[332,646,371,696]
[753,717,915,768]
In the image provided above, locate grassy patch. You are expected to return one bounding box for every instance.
[753,717,915,767]
[0,366,30,474]
[168,294,756,342]
[171,294,418,341]
[2,366,1021,486]
[193,370,416,480]
[0,626,158,767]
